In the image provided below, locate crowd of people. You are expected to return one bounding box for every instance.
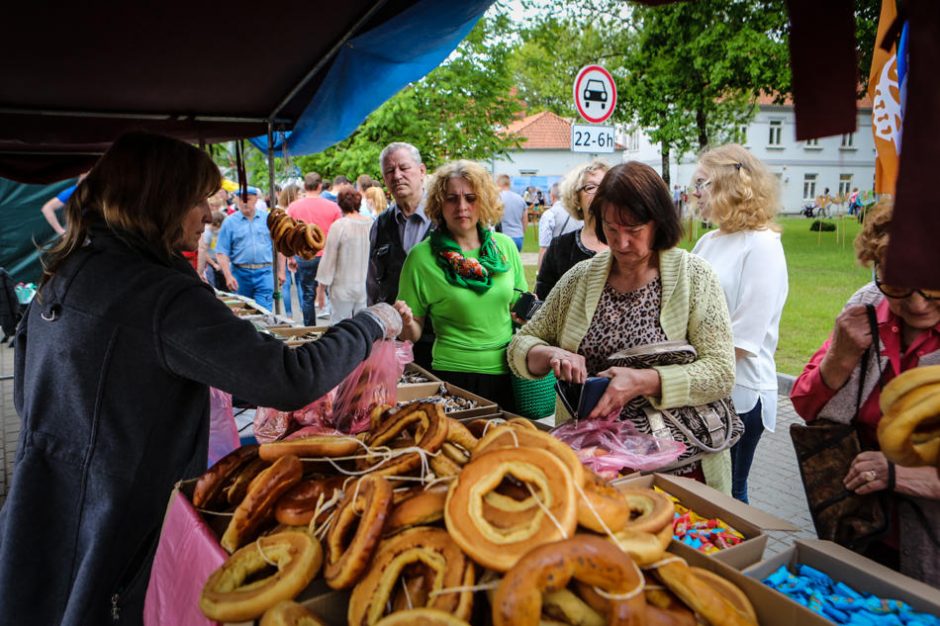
[10,129,939,626]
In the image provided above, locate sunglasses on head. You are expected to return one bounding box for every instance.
[874,265,940,300]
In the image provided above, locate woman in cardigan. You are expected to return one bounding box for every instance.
[508,162,736,491]
[691,144,789,503]
[395,160,527,409]
[791,199,940,585]
[535,160,609,300]
[316,188,373,323]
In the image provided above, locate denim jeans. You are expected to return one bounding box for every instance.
[730,397,764,504]
[281,270,293,316]
[295,257,321,326]
[232,265,274,311]
[511,236,524,252]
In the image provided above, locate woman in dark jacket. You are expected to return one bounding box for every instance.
[535,160,609,300]
[0,132,401,625]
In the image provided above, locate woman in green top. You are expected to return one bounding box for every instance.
[395,160,527,409]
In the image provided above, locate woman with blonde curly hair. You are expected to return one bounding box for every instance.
[535,159,610,300]
[395,160,526,408]
[791,198,940,583]
[691,143,789,503]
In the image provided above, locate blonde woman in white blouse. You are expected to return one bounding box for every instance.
[691,143,788,504]
[316,188,373,324]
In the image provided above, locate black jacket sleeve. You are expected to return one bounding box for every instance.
[156,284,384,411]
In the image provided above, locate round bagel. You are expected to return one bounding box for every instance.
[474,426,585,488]
[200,532,322,622]
[445,446,577,572]
[324,475,394,589]
[690,567,757,624]
[619,488,675,534]
[221,455,303,553]
[259,433,363,461]
[260,600,328,626]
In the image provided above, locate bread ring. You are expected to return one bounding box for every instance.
[507,417,538,430]
[348,527,473,626]
[200,532,322,622]
[444,418,479,453]
[274,475,347,526]
[260,600,328,626]
[304,223,326,256]
[223,456,269,506]
[652,558,756,626]
[577,580,695,626]
[267,208,285,230]
[291,225,309,258]
[690,567,757,624]
[260,433,363,461]
[193,444,260,509]
[879,365,940,414]
[384,485,448,536]
[620,488,675,534]
[609,522,672,567]
[324,475,394,589]
[475,426,585,488]
[542,589,605,626]
[877,380,940,467]
[221,455,303,553]
[445,446,577,572]
[373,609,471,626]
[492,535,645,626]
[363,403,447,477]
[430,452,463,478]
[578,471,630,533]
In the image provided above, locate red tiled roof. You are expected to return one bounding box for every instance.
[504,111,571,149]
[756,91,872,108]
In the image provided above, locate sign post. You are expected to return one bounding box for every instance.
[572,65,617,154]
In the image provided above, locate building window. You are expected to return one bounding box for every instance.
[838,174,852,197]
[738,125,748,144]
[841,133,855,148]
[803,174,817,201]
[628,129,640,152]
[805,138,819,147]
[768,120,782,146]
[519,169,537,176]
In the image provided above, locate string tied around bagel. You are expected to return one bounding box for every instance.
[428,580,501,598]
[590,558,644,601]
[480,418,509,438]
[256,537,278,567]
[643,556,686,570]
[573,480,617,541]
[525,481,570,540]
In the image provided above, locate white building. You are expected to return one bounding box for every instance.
[625,98,877,214]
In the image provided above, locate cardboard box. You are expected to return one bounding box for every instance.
[744,539,940,620]
[269,325,329,346]
[395,381,497,420]
[613,473,798,569]
[398,362,441,386]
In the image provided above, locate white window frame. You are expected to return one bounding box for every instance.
[803,174,818,201]
[838,174,852,197]
[840,133,855,150]
[768,120,783,147]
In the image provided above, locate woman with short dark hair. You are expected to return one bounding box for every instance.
[508,162,736,491]
[316,188,373,323]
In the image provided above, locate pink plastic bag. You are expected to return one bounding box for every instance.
[253,406,292,443]
[329,340,411,433]
[207,388,240,465]
[551,419,686,478]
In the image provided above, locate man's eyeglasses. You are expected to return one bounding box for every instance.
[693,179,711,192]
[875,265,940,300]
[578,183,599,195]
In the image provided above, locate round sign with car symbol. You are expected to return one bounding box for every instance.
[573,65,617,124]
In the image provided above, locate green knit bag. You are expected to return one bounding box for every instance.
[511,372,557,419]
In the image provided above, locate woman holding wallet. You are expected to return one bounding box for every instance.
[0,132,402,625]
[394,160,527,410]
[508,162,736,492]
[790,199,940,585]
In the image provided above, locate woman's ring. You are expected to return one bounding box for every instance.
[864,470,876,483]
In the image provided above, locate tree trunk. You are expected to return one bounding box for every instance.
[696,106,709,151]
[661,142,671,186]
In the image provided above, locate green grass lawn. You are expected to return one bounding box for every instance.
[522,215,871,376]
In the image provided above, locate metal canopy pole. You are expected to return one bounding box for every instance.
[267,121,282,316]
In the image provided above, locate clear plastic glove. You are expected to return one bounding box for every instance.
[364,302,403,339]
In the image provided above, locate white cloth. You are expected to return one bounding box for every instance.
[692,229,788,432]
[538,201,582,247]
[315,216,372,303]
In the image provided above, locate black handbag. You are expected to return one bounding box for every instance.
[790,304,890,551]
[607,341,743,471]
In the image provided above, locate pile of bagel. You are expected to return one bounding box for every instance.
[267,208,326,260]
[194,402,760,625]
[879,365,940,470]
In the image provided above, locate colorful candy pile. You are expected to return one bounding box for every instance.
[763,564,940,625]
[656,487,745,553]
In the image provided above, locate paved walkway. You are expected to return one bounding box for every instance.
[0,333,816,555]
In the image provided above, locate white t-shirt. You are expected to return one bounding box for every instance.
[692,228,788,431]
[538,202,583,247]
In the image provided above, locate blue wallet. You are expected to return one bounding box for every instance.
[555,376,610,419]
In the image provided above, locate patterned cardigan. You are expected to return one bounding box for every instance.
[509,247,735,413]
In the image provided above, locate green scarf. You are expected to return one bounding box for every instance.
[430,225,509,293]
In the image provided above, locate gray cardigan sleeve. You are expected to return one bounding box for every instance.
[156,284,384,411]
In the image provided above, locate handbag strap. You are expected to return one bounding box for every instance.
[852,304,883,444]
[658,402,733,454]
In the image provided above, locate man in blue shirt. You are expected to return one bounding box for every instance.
[496,174,528,251]
[215,186,279,311]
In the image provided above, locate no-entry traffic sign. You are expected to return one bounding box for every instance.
[573,65,617,124]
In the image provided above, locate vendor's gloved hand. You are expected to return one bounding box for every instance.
[363,302,403,339]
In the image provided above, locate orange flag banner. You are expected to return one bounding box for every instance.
[868,0,901,194]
